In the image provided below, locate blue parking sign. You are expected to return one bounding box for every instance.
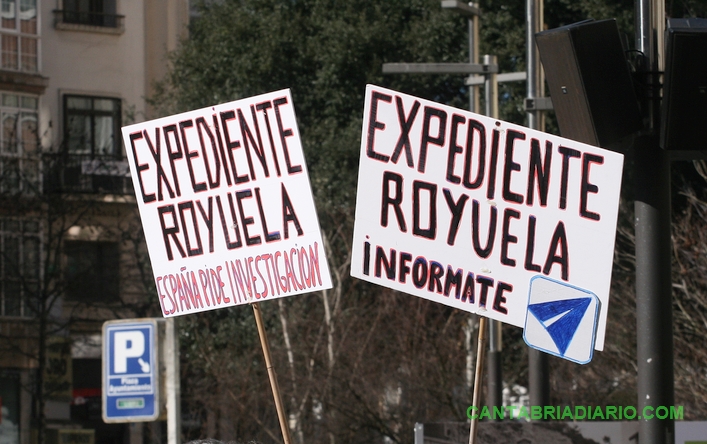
[103,319,160,422]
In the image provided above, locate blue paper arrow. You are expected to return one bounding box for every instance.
[528,297,592,355]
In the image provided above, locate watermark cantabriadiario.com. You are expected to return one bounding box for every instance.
[466,405,684,421]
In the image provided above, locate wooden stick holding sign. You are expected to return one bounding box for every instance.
[468,315,487,444]
[253,302,293,444]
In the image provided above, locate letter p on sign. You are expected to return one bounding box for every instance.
[113,331,145,373]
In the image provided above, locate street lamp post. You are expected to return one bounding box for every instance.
[526,0,551,411]
[635,1,674,443]
[441,0,481,113]
[383,4,504,440]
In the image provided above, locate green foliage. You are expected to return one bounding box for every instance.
[153,0,473,216]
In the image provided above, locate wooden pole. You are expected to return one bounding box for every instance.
[468,315,488,444]
[252,302,293,444]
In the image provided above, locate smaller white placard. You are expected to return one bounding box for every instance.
[123,90,332,317]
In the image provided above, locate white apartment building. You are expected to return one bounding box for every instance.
[0,1,189,444]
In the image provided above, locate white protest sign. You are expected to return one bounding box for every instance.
[123,89,332,317]
[351,85,623,353]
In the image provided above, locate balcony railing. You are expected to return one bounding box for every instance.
[43,153,133,195]
[53,9,125,33]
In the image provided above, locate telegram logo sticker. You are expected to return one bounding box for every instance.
[523,276,600,364]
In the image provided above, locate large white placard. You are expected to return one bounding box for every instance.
[351,85,623,351]
[123,89,332,317]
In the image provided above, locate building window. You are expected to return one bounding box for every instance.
[0,369,21,444]
[65,241,119,303]
[64,95,121,158]
[0,218,39,318]
[71,358,102,421]
[1,0,38,72]
[57,0,120,29]
[45,95,128,195]
[0,92,38,193]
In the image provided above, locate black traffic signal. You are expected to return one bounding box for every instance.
[536,19,643,149]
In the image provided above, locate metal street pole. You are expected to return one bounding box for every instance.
[165,318,181,444]
[446,0,481,113]
[384,3,490,400]
[526,0,550,410]
[487,319,502,418]
[483,55,503,416]
[468,316,487,444]
[384,6,505,438]
[635,0,674,443]
[455,4,481,397]
[470,6,479,113]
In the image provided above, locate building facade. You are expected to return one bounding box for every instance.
[0,1,189,444]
